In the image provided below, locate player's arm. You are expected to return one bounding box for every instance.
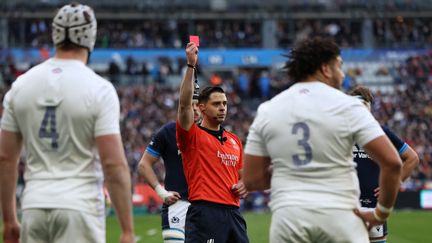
[96,134,134,243]
[358,135,402,228]
[243,155,272,191]
[400,146,419,182]
[0,130,22,243]
[177,43,198,131]
[383,127,419,183]
[137,151,180,205]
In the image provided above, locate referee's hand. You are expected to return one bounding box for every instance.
[185,42,198,66]
[231,181,248,199]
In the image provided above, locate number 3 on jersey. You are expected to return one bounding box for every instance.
[39,106,59,149]
[292,122,312,165]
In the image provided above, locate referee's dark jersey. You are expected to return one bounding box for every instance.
[146,122,188,199]
[353,125,408,207]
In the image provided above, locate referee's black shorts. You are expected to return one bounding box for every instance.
[185,200,249,243]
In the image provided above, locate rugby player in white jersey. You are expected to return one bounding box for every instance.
[243,37,403,243]
[0,3,134,243]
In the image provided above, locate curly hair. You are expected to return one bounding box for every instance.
[285,37,341,82]
[349,85,374,104]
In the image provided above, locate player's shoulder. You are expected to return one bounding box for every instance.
[329,88,364,109]
[159,121,176,134]
[255,100,271,116]
[6,62,47,94]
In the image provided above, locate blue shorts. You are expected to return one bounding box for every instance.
[185,200,249,243]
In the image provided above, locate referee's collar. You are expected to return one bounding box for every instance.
[198,125,226,142]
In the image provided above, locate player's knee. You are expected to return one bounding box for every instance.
[162,228,185,243]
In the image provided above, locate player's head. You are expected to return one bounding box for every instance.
[198,86,227,125]
[285,37,344,89]
[349,85,373,111]
[52,2,97,52]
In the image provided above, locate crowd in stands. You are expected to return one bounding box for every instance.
[278,19,363,48]
[6,17,432,49]
[373,53,432,183]
[1,51,432,211]
[2,0,432,12]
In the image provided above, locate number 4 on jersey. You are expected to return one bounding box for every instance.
[39,106,59,149]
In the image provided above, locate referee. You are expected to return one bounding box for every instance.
[176,42,249,242]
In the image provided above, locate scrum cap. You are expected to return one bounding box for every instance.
[52,3,97,51]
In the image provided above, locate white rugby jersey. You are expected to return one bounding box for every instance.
[245,82,384,211]
[1,58,120,215]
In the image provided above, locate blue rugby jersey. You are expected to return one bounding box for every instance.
[353,125,408,207]
[146,122,188,199]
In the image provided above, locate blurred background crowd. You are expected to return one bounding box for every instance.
[1,0,432,212]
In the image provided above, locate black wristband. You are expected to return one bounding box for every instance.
[187,64,195,69]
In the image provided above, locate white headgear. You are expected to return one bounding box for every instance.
[52,3,97,51]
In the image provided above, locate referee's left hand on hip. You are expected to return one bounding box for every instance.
[231,181,248,199]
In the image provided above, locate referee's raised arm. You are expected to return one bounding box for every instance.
[178,43,199,131]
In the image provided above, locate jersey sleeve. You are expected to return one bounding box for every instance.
[244,104,269,156]
[175,120,197,153]
[345,100,384,147]
[94,84,120,137]
[145,127,166,159]
[382,126,408,155]
[1,85,20,132]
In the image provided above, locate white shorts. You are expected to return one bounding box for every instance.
[270,207,369,243]
[161,200,190,242]
[21,208,105,243]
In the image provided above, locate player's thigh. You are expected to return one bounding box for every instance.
[162,200,190,243]
[270,208,369,243]
[21,209,49,243]
[316,209,369,243]
[49,209,105,243]
[270,208,312,243]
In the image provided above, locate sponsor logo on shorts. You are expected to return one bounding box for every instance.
[375,226,381,232]
[171,216,180,224]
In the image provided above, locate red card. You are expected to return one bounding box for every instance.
[189,35,200,47]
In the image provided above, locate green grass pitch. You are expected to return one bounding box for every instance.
[105,210,432,243]
[1,210,431,242]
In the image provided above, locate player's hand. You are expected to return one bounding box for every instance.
[3,222,20,243]
[164,191,181,205]
[353,208,386,231]
[119,232,135,243]
[374,187,380,197]
[185,42,198,66]
[231,181,248,199]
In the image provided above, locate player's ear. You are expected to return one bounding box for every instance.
[320,63,331,78]
[199,103,205,111]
